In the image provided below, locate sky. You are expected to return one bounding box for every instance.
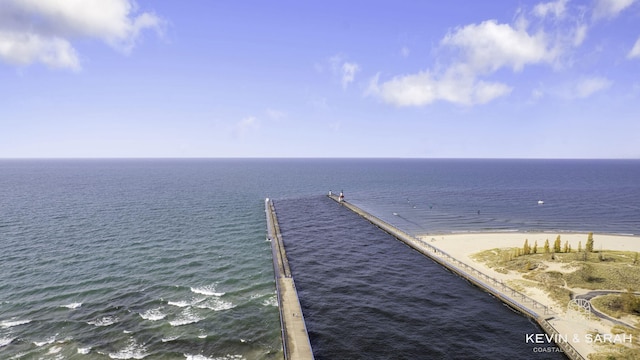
[1,0,639,158]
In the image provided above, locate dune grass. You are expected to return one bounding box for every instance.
[471,248,640,307]
[587,324,640,360]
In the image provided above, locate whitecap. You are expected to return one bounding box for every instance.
[0,319,31,328]
[169,308,204,326]
[48,345,62,354]
[190,285,225,297]
[195,298,235,311]
[262,296,278,307]
[184,355,244,360]
[185,355,244,360]
[161,336,179,343]
[0,336,15,347]
[184,355,215,360]
[88,315,118,327]
[108,338,148,359]
[34,336,56,347]
[61,302,82,309]
[168,300,191,308]
[139,308,166,321]
[78,346,92,354]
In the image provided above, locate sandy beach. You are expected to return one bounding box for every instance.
[417,232,640,358]
[419,233,640,261]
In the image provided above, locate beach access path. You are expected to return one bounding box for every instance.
[417,232,640,359]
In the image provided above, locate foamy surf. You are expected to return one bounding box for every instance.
[78,346,92,354]
[88,315,118,327]
[184,355,214,360]
[61,302,82,309]
[169,308,204,326]
[190,285,225,297]
[168,300,192,308]
[139,308,166,321]
[0,319,31,328]
[47,345,62,354]
[33,335,56,347]
[262,296,278,307]
[195,298,235,311]
[184,355,245,360]
[168,295,207,308]
[108,338,148,359]
[0,336,15,347]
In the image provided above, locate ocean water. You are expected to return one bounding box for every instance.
[275,197,565,359]
[1,159,638,359]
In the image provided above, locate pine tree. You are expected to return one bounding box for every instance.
[523,239,530,255]
[544,239,550,253]
[578,241,582,253]
[563,240,569,253]
[533,240,538,254]
[554,235,562,253]
[586,232,594,253]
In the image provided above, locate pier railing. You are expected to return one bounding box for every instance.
[338,197,553,316]
[331,196,595,359]
[538,318,586,360]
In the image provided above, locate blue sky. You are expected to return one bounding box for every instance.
[1,0,639,158]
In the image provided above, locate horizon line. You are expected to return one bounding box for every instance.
[0,157,638,161]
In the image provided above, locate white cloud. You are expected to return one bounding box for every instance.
[533,0,569,19]
[341,62,360,89]
[369,19,555,107]
[628,37,640,59]
[0,0,164,70]
[574,76,612,97]
[367,66,512,106]
[327,54,360,89]
[442,20,558,73]
[572,23,588,46]
[592,0,636,20]
[0,31,80,70]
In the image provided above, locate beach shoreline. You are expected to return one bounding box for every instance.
[332,194,640,358]
[416,232,640,358]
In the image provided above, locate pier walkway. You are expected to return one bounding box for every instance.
[329,195,586,360]
[265,198,314,360]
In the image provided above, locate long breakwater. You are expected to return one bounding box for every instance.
[265,198,314,360]
[329,194,585,360]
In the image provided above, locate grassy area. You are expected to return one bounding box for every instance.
[587,325,640,360]
[471,248,640,307]
[591,294,640,322]
[473,246,640,358]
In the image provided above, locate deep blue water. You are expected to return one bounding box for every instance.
[275,196,565,359]
[0,159,638,359]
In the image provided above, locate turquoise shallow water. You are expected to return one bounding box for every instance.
[1,159,638,359]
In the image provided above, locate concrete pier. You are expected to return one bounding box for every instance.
[265,198,314,360]
[328,194,585,360]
